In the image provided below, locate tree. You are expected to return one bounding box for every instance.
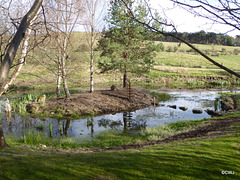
[83,0,106,93]
[0,0,43,148]
[121,0,240,78]
[0,0,43,88]
[98,0,163,87]
[235,35,240,46]
[46,0,83,98]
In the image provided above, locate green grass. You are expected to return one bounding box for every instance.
[145,90,172,102]
[0,127,239,179]
[162,41,240,52]
[4,32,240,92]
[1,113,239,179]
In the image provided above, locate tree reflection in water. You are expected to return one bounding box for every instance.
[58,120,71,136]
[97,112,147,135]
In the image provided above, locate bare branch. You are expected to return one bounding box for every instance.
[170,0,240,31]
[122,0,240,78]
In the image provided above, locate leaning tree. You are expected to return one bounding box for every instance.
[0,0,43,148]
[0,0,44,89]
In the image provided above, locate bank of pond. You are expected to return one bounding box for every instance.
[0,89,239,148]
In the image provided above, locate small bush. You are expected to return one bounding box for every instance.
[78,44,90,52]
[166,46,173,52]
[233,49,240,55]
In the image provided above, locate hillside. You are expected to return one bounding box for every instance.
[7,32,240,93]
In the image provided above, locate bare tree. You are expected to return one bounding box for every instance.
[46,0,83,98]
[0,26,32,96]
[0,0,43,148]
[122,0,240,78]
[0,0,43,88]
[83,0,106,93]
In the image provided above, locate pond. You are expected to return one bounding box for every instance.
[0,90,236,138]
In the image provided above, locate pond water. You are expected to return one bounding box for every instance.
[0,90,237,138]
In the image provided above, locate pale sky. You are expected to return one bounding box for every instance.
[151,0,239,37]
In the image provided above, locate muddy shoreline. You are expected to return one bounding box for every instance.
[36,88,154,118]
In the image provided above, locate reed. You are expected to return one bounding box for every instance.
[22,130,43,145]
[49,120,52,138]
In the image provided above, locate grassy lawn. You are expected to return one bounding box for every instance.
[0,114,239,180]
[0,131,239,179]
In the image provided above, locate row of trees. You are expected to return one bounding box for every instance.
[0,0,163,95]
[0,0,105,97]
[157,31,235,46]
[1,0,240,98]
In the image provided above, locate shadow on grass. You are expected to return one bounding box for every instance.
[0,133,239,179]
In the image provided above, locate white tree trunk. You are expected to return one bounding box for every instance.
[90,26,94,93]
[56,56,62,98]
[0,0,43,84]
[0,26,32,96]
[62,37,70,98]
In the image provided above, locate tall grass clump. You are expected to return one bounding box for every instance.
[147,91,172,102]
[141,125,176,141]
[141,119,207,141]
[10,93,40,113]
[22,130,43,145]
[187,80,205,87]
[209,80,231,87]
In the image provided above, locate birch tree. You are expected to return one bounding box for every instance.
[0,0,43,89]
[47,0,83,98]
[83,0,106,93]
[0,0,43,148]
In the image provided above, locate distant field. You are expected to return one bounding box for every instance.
[161,41,240,52]
[8,32,240,91]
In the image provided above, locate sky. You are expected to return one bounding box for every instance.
[151,0,239,37]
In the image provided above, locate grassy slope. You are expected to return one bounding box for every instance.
[0,130,239,179]
[8,33,240,91]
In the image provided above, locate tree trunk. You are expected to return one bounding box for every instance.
[0,0,43,85]
[0,27,32,96]
[61,58,70,98]
[61,36,70,98]
[90,27,94,93]
[56,56,62,98]
[123,71,128,88]
[0,124,9,148]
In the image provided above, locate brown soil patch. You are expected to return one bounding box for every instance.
[41,88,153,117]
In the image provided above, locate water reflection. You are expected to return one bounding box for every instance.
[0,90,239,138]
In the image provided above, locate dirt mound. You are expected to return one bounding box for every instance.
[40,88,153,117]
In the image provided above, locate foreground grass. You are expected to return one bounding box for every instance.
[0,131,239,179]
[1,114,239,179]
